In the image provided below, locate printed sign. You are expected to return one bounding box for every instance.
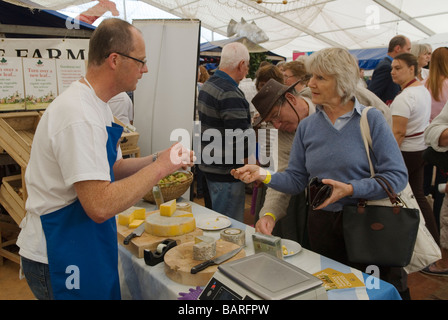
[23,58,57,110]
[56,59,86,94]
[0,57,25,111]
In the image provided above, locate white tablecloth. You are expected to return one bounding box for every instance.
[118,199,401,300]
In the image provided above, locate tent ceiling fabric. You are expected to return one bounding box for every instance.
[3,0,447,59]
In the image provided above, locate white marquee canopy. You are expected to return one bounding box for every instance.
[3,0,448,59]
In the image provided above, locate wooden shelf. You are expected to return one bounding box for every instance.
[0,175,25,226]
[0,112,41,168]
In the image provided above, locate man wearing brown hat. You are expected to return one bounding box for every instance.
[252,78,315,241]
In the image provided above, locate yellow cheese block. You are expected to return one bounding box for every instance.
[118,208,135,226]
[117,206,146,226]
[133,208,146,220]
[145,211,196,237]
[160,199,177,217]
[129,219,144,228]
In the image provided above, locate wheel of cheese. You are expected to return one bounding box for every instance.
[145,210,196,237]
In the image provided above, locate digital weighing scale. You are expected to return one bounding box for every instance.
[198,253,327,300]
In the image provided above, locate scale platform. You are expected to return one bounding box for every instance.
[199,252,327,300]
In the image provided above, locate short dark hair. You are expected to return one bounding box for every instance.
[388,35,408,53]
[394,53,418,76]
[255,65,284,91]
[88,18,136,67]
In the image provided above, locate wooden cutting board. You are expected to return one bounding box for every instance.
[164,239,245,286]
[116,209,203,258]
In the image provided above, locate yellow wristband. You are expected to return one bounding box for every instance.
[262,170,271,184]
[264,212,276,222]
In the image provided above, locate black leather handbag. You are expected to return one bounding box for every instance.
[343,176,420,267]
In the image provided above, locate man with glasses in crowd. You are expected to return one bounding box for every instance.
[251,79,315,241]
[17,18,194,300]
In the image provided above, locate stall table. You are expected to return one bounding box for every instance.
[118,199,401,300]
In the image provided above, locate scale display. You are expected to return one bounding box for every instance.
[199,253,326,300]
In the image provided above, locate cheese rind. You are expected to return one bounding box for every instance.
[145,211,196,237]
[160,199,177,217]
[193,235,216,260]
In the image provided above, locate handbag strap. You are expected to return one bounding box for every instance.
[360,107,375,177]
[360,107,403,207]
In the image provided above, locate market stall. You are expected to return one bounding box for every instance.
[117,199,401,300]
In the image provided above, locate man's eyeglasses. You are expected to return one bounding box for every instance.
[110,52,147,68]
[268,104,282,124]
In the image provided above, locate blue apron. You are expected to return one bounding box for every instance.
[41,123,123,300]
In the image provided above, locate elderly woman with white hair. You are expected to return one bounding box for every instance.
[231,47,411,299]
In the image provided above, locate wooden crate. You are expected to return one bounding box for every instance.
[113,117,140,157]
[0,175,25,226]
[0,112,41,168]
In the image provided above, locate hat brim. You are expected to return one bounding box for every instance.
[251,79,302,128]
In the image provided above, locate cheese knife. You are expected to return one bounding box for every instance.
[123,223,145,245]
[191,246,243,274]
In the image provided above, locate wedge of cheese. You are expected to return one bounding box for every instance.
[128,219,144,228]
[145,211,195,237]
[133,208,146,220]
[160,199,177,217]
[118,207,147,226]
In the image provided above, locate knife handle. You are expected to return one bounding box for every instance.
[191,260,215,274]
[123,233,136,245]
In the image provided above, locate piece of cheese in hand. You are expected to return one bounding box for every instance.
[145,211,195,237]
[160,199,177,217]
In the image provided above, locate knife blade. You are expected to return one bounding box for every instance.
[191,246,243,274]
[123,223,145,245]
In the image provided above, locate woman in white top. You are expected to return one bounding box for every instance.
[390,52,440,245]
[422,47,448,233]
[410,43,432,81]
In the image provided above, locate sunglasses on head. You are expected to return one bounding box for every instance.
[308,177,333,210]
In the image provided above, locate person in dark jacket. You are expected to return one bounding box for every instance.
[368,35,411,105]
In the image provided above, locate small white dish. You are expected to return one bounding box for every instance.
[197,216,231,231]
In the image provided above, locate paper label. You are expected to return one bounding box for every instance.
[313,268,364,290]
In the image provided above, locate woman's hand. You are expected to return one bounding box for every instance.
[231,165,267,183]
[255,215,276,235]
[313,178,353,210]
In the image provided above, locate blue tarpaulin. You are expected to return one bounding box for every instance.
[349,48,388,70]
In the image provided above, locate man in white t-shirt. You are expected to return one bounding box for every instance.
[17,18,194,300]
[109,91,134,126]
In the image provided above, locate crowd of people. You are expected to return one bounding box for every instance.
[197,36,448,300]
[15,16,448,300]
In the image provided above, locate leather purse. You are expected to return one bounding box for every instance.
[343,176,420,267]
[308,177,333,210]
[343,107,441,271]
